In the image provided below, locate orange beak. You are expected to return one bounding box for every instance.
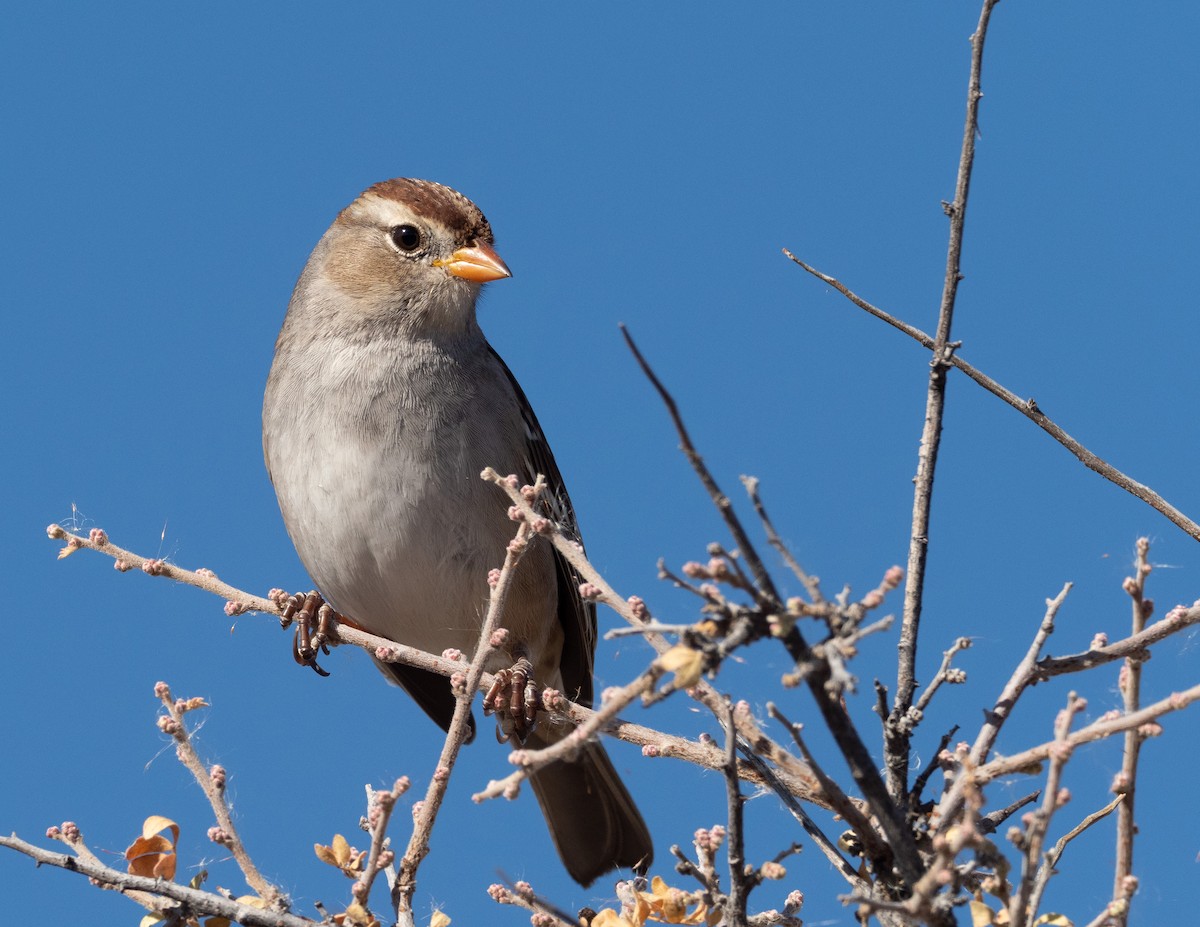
[433,243,512,283]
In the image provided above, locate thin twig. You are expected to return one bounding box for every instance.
[722,699,749,926]
[486,880,578,926]
[979,790,1040,835]
[781,259,1200,544]
[42,522,872,804]
[472,666,661,803]
[913,637,972,716]
[764,703,887,872]
[1027,794,1125,918]
[0,834,314,927]
[154,684,284,907]
[937,583,1072,828]
[393,510,536,922]
[1113,539,1152,914]
[1009,693,1086,927]
[620,325,781,607]
[732,740,868,893]
[740,476,823,604]
[973,682,1200,785]
[911,725,959,805]
[1034,602,1200,680]
[354,777,410,912]
[886,0,1001,806]
[618,330,925,891]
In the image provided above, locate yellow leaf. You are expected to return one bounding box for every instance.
[315,834,359,873]
[590,910,637,927]
[970,900,997,927]
[139,915,166,927]
[657,645,704,689]
[429,912,451,927]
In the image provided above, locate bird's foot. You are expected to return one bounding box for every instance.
[279,590,340,677]
[482,657,543,744]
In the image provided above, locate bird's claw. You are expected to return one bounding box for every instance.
[482,657,542,744]
[280,590,338,677]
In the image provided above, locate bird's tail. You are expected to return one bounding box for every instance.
[526,730,653,887]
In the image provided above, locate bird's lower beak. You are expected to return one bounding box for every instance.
[434,244,512,283]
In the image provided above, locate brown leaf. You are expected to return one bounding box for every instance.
[125,817,179,882]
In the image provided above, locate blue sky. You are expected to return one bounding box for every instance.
[5,3,1200,925]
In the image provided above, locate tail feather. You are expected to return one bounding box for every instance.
[527,734,652,886]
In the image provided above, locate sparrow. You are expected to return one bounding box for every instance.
[262,178,652,885]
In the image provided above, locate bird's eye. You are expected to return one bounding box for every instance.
[389,225,422,252]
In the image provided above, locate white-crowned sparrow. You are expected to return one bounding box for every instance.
[262,178,652,885]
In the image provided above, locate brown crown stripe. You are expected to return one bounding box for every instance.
[351,177,495,245]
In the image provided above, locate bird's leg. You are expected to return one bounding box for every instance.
[279,590,340,677]
[482,656,543,744]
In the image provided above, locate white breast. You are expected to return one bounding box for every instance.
[264,330,535,656]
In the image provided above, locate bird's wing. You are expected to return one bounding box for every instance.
[487,344,597,707]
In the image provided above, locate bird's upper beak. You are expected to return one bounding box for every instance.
[434,243,512,283]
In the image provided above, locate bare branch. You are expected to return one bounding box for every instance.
[886,0,1002,806]
[722,700,750,926]
[913,636,972,717]
[1034,602,1200,681]
[1027,794,1125,918]
[741,475,823,604]
[1113,539,1153,914]
[937,583,1072,828]
[0,834,314,927]
[973,683,1200,785]
[355,777,410,911]
[473,665,660,803]
[780,259,1200,544]
[393,509,536,922]
[154,683,284,907]
[619,325,781,607]
[1008,693,1088,927]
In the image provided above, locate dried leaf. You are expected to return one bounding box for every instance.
[657,645,704,689]
[141,815,181,846]
[429,911,451,927]
[315,833,361,875]
[126,817,180,881]
[970,900,998,927]
[332,903,380,927]
[590,910,637,927]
